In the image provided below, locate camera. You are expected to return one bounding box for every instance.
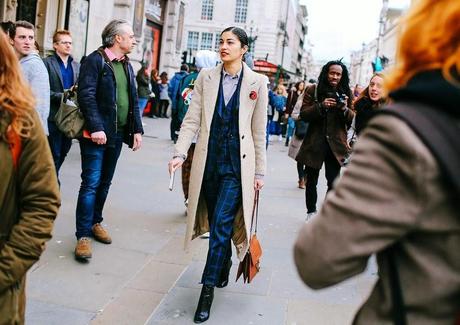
[335,92,347,108]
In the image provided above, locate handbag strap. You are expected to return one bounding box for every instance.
[250,190,259,234]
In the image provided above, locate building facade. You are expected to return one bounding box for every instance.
[349,0,409,87]
[181,0,311,81]
[0,0,185,75]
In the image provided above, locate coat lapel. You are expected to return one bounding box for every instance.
[50,56,64,89]
[203,64,222,131]
[239,63,258,132]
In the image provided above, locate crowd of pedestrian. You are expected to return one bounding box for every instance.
[1,0,459,323]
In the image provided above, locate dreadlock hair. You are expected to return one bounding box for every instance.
[316,60,352,107]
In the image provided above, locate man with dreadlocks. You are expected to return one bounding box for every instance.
[295,60,354,220]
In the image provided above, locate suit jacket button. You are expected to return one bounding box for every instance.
[243,154,246,159]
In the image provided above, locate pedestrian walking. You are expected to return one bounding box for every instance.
[136,64,151,120]
[169,64,189,142]
[43,29,80,178]
[9,21,50,134]
[0,30,60,324]
[285,81,305,146]
[287,83,308,189]
[294,0,460,323]
[295,60,354,220]
[168,26,268,323]
[148,69,160,118]
[353,73,386,136]
[74,19,143,261]
[158,71,169,118]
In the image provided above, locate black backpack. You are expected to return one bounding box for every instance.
[378,102,460,325]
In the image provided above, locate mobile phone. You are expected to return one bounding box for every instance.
[169,170,175,191]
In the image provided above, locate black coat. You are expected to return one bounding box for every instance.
[77,48,143,147]
[43,54,80,121]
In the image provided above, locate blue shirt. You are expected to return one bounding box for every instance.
[55,54,74,90]
[222,67,242,105]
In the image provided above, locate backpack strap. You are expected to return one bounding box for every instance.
[379,102,460,201]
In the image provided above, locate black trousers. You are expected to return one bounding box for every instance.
[305,142,341,213]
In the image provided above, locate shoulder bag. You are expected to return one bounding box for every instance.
[236,190,262,284]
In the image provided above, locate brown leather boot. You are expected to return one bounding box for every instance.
[92,223,112,244]
[75,237,92,260]
[298,178,306,189]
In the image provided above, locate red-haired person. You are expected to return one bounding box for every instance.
[0,30,60,323]
[294,0,460,323]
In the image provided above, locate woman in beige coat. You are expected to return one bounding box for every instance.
[168,27,267,323]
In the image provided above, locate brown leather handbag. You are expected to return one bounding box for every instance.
[236,190,262,284]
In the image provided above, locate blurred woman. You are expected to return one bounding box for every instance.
[148,69,160,118]
[0,30,60,323]
[285,81,305,146]
[354,73,386,135]
[158,71,169,118]
[136,65,151,119]
[169,26,267,323]
[294,1,460,323]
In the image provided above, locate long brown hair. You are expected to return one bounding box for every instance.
[386,0,460,92]
[0,30,35,140]
[355,73,386,107]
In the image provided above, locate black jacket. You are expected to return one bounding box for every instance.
[77,48,143,147]
[43,54,80,121]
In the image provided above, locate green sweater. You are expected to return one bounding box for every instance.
[113,62,129,131]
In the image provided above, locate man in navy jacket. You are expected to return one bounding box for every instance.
[75,19,143,261]
[43,30,80,178]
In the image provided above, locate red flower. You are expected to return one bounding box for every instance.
[249,91,257,100]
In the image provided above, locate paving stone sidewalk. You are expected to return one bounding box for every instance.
[25,117,377,325]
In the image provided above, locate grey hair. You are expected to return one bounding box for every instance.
[101,19,131,48]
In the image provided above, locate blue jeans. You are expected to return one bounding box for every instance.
[75,133,123,238]
[48,120,72,177]
[138,97,148,120]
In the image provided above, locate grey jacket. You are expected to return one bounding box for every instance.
[20,53,50,134]
[43,54,80,121]
[294,114,460,324]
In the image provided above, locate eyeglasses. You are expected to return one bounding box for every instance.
[57,41,72,45]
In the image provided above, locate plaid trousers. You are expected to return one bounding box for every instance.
[201,166,242,286]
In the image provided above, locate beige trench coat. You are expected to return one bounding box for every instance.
[175,62,268,261]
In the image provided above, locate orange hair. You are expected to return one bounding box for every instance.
[386,0,460,92]
[0,31,35,140]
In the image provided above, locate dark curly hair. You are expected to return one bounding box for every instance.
[317,60,352,107]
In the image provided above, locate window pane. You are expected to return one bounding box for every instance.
[235,0,248,23]
[214,32,220,50]
[187,31,199,50]
[201,0,214,20]
[200,32,213,50]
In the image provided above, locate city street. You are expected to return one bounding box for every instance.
[25,117,377,325]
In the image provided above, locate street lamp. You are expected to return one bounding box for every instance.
[246,20,258,53]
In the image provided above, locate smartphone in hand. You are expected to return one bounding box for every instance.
[169,170,175,191]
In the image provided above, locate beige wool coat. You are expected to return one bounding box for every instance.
[175,62,268,260]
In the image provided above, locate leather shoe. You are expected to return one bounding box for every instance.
[216,259,232,288]
[194,285,214,323]
[75,237,92,260]
[92,223,112,244]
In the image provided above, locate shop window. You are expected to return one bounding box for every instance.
[214,32,221,50]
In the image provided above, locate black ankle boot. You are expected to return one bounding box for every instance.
[194,285,214,323]
[216,259,232,288]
